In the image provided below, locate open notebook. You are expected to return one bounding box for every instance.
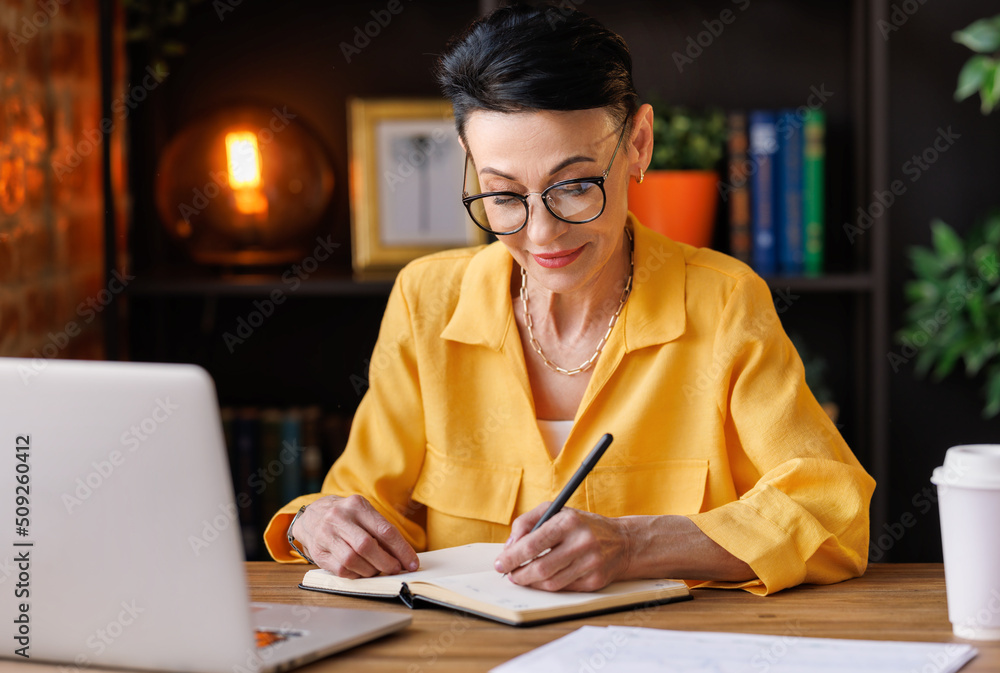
[299,543,691,626]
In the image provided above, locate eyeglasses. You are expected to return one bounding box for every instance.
[461,120,629,236]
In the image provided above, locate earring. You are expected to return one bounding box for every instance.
[636,168,644,185]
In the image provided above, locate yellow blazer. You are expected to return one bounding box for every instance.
[264,218,875,595]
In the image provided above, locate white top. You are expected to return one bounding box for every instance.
[537,419,574,459]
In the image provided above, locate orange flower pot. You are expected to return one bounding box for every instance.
[627,170,719,248]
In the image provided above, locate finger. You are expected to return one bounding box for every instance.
[517,554,590,592]
[341,523,407,576]
[508,502,550,544]
[315,536,376,578]
[507,546,574,589]
[353,503,419,572]
[496,510,571,573]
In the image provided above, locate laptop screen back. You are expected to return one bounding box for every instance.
[0,358,256,673]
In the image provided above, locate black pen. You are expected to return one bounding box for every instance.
[530,433,614,533]
[502,433,614,577]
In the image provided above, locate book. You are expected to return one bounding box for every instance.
[299,543,691,627]
[748,111,778,275]
[802,109,826,276]
[300,406,325,494]
[259,408,284,523]
[725,111,752,265]
[233,407,261,559]
[775,109,804,275]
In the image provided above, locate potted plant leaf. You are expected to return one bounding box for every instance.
[894,15,1000,418]
[953,13,1000,114]
[896,213,1000,418]
[627,104,726,248]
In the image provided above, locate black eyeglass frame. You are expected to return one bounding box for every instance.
[461,120,630,236]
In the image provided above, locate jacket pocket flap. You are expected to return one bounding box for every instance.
[412,445,522,525]
[588,459,709,516]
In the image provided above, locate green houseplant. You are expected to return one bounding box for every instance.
[953,14,1000,114]
[896,15,1000,418]
[627,104,726,248]
[896,213,1000,418]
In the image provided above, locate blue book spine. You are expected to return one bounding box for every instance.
[776,110,804,275]
[234,408,261,560]
[748,111,778,275]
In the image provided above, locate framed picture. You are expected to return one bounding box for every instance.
[348,98,486,278]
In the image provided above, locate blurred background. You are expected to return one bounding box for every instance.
[0,0,997,561]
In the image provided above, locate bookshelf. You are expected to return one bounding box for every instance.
[119,0,891,558]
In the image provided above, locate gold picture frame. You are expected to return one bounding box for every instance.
[348,98,486,278]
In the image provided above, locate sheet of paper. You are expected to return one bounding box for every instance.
[490,625,979,673]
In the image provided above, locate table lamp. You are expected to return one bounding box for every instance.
[155,106,334,266]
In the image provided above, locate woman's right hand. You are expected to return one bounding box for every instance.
[291,494,419,578]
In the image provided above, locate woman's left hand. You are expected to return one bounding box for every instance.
[493,503,633,592]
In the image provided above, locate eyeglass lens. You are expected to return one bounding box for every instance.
[466,180,604,233]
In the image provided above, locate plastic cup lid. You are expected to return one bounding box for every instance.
[931,444,1000,490]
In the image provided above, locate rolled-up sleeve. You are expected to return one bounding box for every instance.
[687,274,875,595]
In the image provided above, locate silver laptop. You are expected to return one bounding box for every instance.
[0,357,409,673]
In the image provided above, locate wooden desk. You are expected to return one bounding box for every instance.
[247,563,999,672]
[7,564,996,672]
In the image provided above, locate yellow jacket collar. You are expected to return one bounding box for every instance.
[440,215,687,352]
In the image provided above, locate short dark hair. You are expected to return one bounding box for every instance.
[436,3,638,143]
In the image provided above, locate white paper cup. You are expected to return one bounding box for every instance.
[931,444,1000,640]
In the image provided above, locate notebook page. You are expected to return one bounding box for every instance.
[413,571,683,610]
[304,542,503,592]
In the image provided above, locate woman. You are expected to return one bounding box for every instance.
[264,4,874,595]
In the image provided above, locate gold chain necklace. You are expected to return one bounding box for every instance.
[520,229,634,376]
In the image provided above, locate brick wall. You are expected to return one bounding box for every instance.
[0,0,123,360]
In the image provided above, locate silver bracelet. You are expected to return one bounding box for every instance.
[287,505,316,564]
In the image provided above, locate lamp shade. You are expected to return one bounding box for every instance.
[155,106,334,266]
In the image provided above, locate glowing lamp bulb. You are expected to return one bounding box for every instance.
[226,132,262,189]
[225,131,268,215]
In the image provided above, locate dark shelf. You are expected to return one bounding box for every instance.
[127,269,395,297]
[128,269,874,298]
[761,273,874,293]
